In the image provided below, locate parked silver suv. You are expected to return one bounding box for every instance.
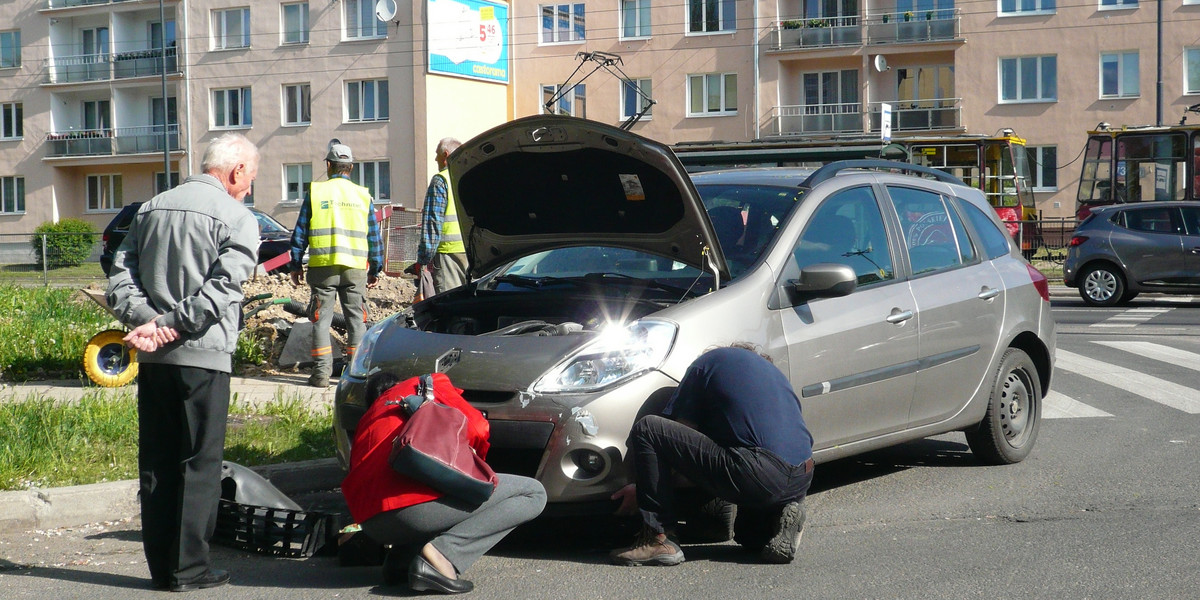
[334,115,1057,516]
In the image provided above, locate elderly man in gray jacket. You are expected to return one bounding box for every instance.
[107,132,260,592]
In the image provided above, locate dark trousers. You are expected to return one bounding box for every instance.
[628,415,813,534]
[137,363,230,585]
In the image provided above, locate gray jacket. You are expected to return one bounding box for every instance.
[106,174,260,373]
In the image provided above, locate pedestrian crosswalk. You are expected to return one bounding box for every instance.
[1044,340,1200,419]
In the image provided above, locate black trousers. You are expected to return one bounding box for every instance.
[137,363,230,585]
[628,415,813,534]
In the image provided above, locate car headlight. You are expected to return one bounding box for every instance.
[346,318,389,379]
[533,319,677,393]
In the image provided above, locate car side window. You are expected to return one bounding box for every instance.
[1119,207,1182,234]
[1181,207,1200,236]
[886,185,968,276]
[792,186,894,286]
[958,199,1013,260]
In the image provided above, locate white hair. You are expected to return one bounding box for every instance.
[436,137,461,155]
[201,132,259,173]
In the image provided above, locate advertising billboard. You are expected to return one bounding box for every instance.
[427,0,509,84]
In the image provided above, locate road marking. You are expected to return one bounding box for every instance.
[1089,307,1171,328]
[1093,341,1200,373]
[1055,349,1200,414]
[1042,391,1113,419]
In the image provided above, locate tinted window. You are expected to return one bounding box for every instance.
[1119,207,1181,234]
[959,200,1013,260]
[887,186,965,275]
[1182,206,1200,236]
[792,186,894,286]
[696,183,804,279]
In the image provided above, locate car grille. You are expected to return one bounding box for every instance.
[484,420,555,478]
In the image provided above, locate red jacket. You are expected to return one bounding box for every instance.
[341,373,491,524]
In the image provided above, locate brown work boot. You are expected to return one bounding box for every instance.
[609,526,685,567]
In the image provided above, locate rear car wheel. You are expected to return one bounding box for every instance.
[1078,264,1127,307]
[966,348,1041,465]
[83,329,138,387]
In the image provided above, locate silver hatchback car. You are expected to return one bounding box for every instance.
[334,115,1057,515]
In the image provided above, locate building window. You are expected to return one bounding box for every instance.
[155,171,180,194]
[621,78,653,120]
[351,161,389,201]
[0,30,19,68]
[1,102,21,139]
[282,2,310,44]
[541,84,587,117]
[87,174,123,212]
[688,0,735,34]
[687,73,737,116]
[620,0,651,38]
[999,0,1055,14]
[346,79,389,122]
[0,176,24,214]
[1027,146,1058,191]
[213,87,252,128]
[540,4,586,44]
[283,83,311,125]
[212,8,251,50]
[83,100,112,132]
[345,0,387,39]
[1000,55,1056,102]
[284,163,312,203]
[1101,51,1139,98]
[1099,0,1137,8]
[1188,48,1200,94]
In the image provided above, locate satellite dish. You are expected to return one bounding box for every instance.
[375,0,397,22]
[873,55,890,73]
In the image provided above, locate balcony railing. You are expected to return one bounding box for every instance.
[763,103,863,137]
[45,0,137,8]
[867,99,962,132]
[44,48,177,84]
[773,16,862,50]
[45,125,180,158]
[769,10,959,51]
[867,10,958,44]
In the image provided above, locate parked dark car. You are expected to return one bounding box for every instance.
[100,202,292,276]
[1063,201,1200,306]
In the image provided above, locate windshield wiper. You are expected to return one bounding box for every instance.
[490,274,576,290]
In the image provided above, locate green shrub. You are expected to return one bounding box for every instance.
[31,219,99,268]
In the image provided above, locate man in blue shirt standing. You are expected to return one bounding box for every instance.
[610,345,814,566]
[412,137,468,299]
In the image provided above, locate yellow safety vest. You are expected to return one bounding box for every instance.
[307,178,372,270]
[436,169,466,255]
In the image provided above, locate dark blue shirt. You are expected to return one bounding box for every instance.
[663,347,813,465]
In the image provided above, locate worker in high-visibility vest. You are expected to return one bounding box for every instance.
[288,142,383,388]
[413,137,468,299]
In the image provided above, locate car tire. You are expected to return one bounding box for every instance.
[1078,264,1127,307]
[966,348,1041,465]
[83,329,138,387]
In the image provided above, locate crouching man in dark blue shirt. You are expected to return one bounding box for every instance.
[609,344,814,566]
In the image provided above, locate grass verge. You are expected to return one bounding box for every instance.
[0,389,334,491]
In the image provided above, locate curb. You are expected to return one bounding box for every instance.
[0,458,343,533]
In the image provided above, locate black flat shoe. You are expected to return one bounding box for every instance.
[169,568,230,592]
[408,555,473,594]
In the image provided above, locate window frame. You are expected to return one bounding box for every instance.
[212,7,251,50]
[0,30,20,69]
[212,87,253,129]
[0,175,25,214]
[351,160,390,202]
[1185,47,1200,95]
[345,0,387,40]
[998,0,1056,15]
[1,102,21,139]
[283,83,311,126]
[283,163,313,205]
[999,55,1057,103]
[1027,145,1058,192]
[620,78,653,121]
[687,0,736,35]
[345,79,389,122]
[1099,0,1138,9]
[86,174,123,212]
[1100,51,1139,99]
[687,72,738,117]
[620,0,652,40]
[541,83,588,117]
[282,2,310,45]
[539,4,586,45]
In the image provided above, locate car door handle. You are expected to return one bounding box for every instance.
[886,309,914,324]
[1191,246,1200,254]
[978,286,1001,300]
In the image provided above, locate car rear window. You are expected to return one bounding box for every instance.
[958,199,1012,260]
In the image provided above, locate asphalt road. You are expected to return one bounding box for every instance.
[3,295,1199,598]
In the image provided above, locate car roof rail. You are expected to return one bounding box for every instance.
[801,159,967,190]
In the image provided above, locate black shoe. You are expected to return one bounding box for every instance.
[408,555,473,594]
[760,500,806,564]
[169,568,230,592]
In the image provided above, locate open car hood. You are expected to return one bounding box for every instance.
[447,115,729,281]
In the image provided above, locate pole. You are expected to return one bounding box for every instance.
[1156,0,1163,126]
[159,0,170,188]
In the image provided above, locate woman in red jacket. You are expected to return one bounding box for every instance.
[342,373,546,594]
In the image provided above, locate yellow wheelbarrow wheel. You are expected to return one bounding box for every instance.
[83,329,138,387]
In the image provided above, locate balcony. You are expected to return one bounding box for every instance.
[867,99,962,132]
[44,48,178,85]
[44,0,137,8]
[768,10,959,52]
[762,103,863,137]
[867,10,958,45]
[772,17,861,51]
[45,125,180,158]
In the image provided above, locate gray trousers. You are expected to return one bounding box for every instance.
[306,265,367,379]
[431,252,469,295]
[360,474,546,574]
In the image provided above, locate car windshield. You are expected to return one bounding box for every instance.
[694,183,805,278]
[492,246,712,298]
[253,210,290,234]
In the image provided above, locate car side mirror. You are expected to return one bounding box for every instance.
[786,263,857,303]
